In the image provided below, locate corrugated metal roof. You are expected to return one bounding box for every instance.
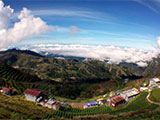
[121,88,140,97]
[47,101,60,106]
[24,89,43,97]
[87,101,98,105]
[108,95,124,104]
[54,102,60,105]
[151,78,160,83]
[109,95,117,99]
[84,104,88,108]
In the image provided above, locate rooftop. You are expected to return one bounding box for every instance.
[150,78,160,83]
[24,89,43,97]
[121,88,140,97]
[108,95,124,104]
[87,101,98,105]
[2,87,12,93]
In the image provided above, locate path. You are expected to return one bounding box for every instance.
[146,90,160,106]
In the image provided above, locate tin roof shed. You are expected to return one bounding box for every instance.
[24,89,43,97]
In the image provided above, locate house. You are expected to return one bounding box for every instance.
[60,102,71,108]
[150,78,160,84]
[45,98,60,110]
[24,89,43,102]
[140,87,148,91]
[39,99,48,106]
[149,78,160,86]
[107,95,125,107]
[120,88,140,101]
[83,101,99,109]
[147,78,160,89]
[97,98,106,105]
[83,104,89,109]
[2,87,12,96]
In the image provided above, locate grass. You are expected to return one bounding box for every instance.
[74,92,160,120]
[0,92,159,119]
[0,94,54,119]
[55,93,109,104]
[0,93,112,119]
[110,92,158,115]
[150,88,160,103]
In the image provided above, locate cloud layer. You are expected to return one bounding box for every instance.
[21,44,158,67]
[0,1,50,48]
[134,0,160,14]
[157,37,160,46]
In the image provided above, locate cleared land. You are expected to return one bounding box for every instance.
[0,92,159,119]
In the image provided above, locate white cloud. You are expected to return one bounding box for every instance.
[52,25,81,34]
[0,1,13,29]
[157,37,160,46]
[21,44,158,67]
[70,26,81,34]
[0,1,50,48]
[32,9,112,21]
[134,0,160,14]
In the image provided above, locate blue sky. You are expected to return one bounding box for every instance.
[3,0,160,49]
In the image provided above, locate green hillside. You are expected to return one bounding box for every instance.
[0,50,160,119]
[143,57,160,77]
[0,62,41,93]
[0,49,143,99]
[0,92,159,119]
[0,62,123,99]
[0,49,138,83]
[150,88,160,103]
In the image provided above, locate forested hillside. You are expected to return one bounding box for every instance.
[0,62,42,93]
[0,49,142,99]
[0,49,138,83]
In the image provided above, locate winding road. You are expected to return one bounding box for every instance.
[146,90,160,106]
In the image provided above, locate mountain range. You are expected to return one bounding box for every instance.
[0,48,159,99]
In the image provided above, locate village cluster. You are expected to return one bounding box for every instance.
[0,88,70,110]
[0,78,160,110]
[83,78,160,109]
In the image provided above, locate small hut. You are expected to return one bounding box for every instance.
[2,87,12,96]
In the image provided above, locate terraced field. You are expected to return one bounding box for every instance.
[0,62,42,93]
[0,92,159,119]
[0,62,159,119]
[0,62,40,83]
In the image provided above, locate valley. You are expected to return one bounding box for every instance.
[0,0,160,119]
[0,49,160,119]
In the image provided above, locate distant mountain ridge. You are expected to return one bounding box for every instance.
[0,48,158,99]
[0,48,44,57]
[1,48,159,77]
[0,49,140,99]
[0,48,138,81]
[143,56,160,77]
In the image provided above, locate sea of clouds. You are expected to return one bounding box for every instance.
[0,0,160,67]
[20,44,159,67]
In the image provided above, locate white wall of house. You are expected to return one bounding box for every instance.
[25,94,37,102]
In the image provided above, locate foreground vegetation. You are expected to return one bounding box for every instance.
[0,62,41,94]
[150,88,160,103]
[0,49,160,119]
[0,92,159,119]
[0,58,142,99]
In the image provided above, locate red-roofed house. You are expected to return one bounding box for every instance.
[24,89,43,102]
[2,87,12,96]
[107,95,125,107]
[45,98,60,110]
